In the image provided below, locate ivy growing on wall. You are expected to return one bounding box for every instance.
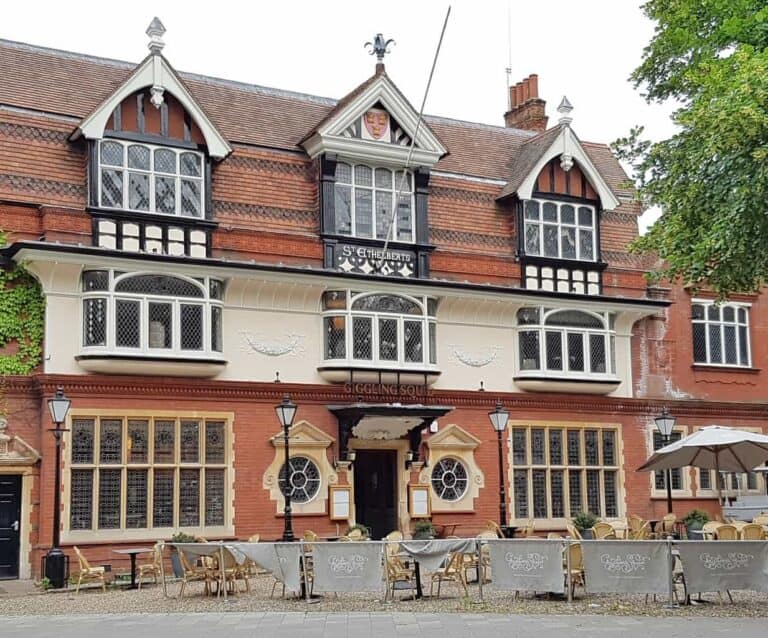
[0,232,44,375]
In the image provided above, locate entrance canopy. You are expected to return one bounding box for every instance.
[328,403,453,461]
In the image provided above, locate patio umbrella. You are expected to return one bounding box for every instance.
[638,425,768,505]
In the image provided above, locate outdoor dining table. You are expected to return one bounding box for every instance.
[112,547,154,589]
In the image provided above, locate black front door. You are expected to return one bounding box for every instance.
[0,475,21,579]
[354,450,397,540]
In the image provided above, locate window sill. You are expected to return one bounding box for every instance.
[318,363,440,386]
[691,364,760,374]
[513,375,620,395]
[88,206,217,228]
[518,254,608,271]
[76,354,227,378]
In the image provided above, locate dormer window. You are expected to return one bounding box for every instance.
[334,162,413,242]
[523,199,596,261]
[99,140,204,218]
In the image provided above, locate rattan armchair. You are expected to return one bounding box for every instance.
[592,522,616,539]
[137,542,163,590]
[73,546,107,593]
[384,551,416,600]
[715,524,739,540]
[563,542,585,598]
[429,551,468,599]
[178,548,213,598]
[739,523,765,540]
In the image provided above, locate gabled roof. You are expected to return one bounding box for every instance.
[300,66,447,167]
[497,123,621,210]
[71,50,231,159]
[0,39,632,189]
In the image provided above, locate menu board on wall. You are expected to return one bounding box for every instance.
[329,486,351,520]
[409,484,431,518]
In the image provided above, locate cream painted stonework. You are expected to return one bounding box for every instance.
[264,420,337,515]
[422,424,485,512]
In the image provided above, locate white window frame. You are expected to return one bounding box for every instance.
[691,299,751,367]
[334,162,415,243]
[98,139,205,218]
[648,425,692,498]
[523,198,597,261]
[515,308,617,380]
[81,270,223,359]
[322,291,437,369]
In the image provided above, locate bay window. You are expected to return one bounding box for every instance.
[98,140,204,218]
[523,199,596,261]
[517,308,616,378]
[334,162,414,242]
[82,270,224,357]
[322,291,437,367]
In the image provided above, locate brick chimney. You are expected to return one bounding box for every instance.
[504,74,548,131]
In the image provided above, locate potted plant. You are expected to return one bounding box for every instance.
[572,511,599,539]
[683,509,710,539]
[170,532,196,577]
[345,523,370,539]
[412,519,436,540]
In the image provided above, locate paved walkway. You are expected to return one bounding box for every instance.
[2,613,763,637]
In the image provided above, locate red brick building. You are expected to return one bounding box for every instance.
[0,21,766,580]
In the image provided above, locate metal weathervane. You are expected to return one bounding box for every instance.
[365,34,395,63]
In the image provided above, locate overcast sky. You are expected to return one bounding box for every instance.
[3,1,674,229]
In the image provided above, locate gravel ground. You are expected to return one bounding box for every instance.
[1,574,767,617]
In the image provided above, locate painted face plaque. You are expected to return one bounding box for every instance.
[362,108,390,141]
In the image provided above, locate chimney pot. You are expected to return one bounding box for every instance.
[515,82,523,106]
[529,74,539,99]
[522,78,530,102]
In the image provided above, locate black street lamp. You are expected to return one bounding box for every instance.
[654,407,676,515]
[488,400,510,530]
[46,386,71,588]
[275,394,298,542]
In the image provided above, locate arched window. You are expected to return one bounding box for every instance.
[82,270,223,356]
[322,291,437,367]
[517,307,615,377]
[334,163,414,242]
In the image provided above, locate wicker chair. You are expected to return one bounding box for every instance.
[520,518,535,538]
[429,551,468,599]
[657,513,677,538]
[485,520,505,538]
[592,522,616,539]
[565,524,583,540]
[715,524,739,540]
[72,546,107,593]
[178,548,214,598]
[630,521,651,540]
[739,523,765,540]
[384,551,415,600]
[563,542,585,598]
[702,521,722,540]
[752,514,768,526]
[137,542,163,590]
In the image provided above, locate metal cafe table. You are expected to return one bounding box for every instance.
[112,547,154,589]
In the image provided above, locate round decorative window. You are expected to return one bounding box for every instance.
[278,456,321,503]
[431,458,469,501]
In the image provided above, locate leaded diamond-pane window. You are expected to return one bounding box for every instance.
[115,300,141,348]
[148,302,172,349]
[71,419,95,464]
[523,198,597,261]
[323,292,436,368]
[179,468,200,527]
[691,302,750,367]
[70,469,93,530]
[279,456,321,503]
[98,469,121,529]
[69,416,229,533]
[430,458,468,501]
[334,163,415,242]
[126,469,148,528]
[99,140,204,217]
[517,307,615,378]
[100,419,122,464]
[511,425,621,520]
[116,275,204,297]
[83,298,107,347]
[180,304,204,351]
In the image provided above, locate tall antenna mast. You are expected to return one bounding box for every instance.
[378,6,451,268]
[506,1,512,111]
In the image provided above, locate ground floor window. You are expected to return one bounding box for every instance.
[510,424,621,520]
[67,414,230,534]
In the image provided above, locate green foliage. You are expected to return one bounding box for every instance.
[0,232,44,374]
[571,510,599,532]
[682,508,711,529]
[344,523,371,538]
[171,531,196,543]
[37,576,52,590]
[614,1,768,296]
